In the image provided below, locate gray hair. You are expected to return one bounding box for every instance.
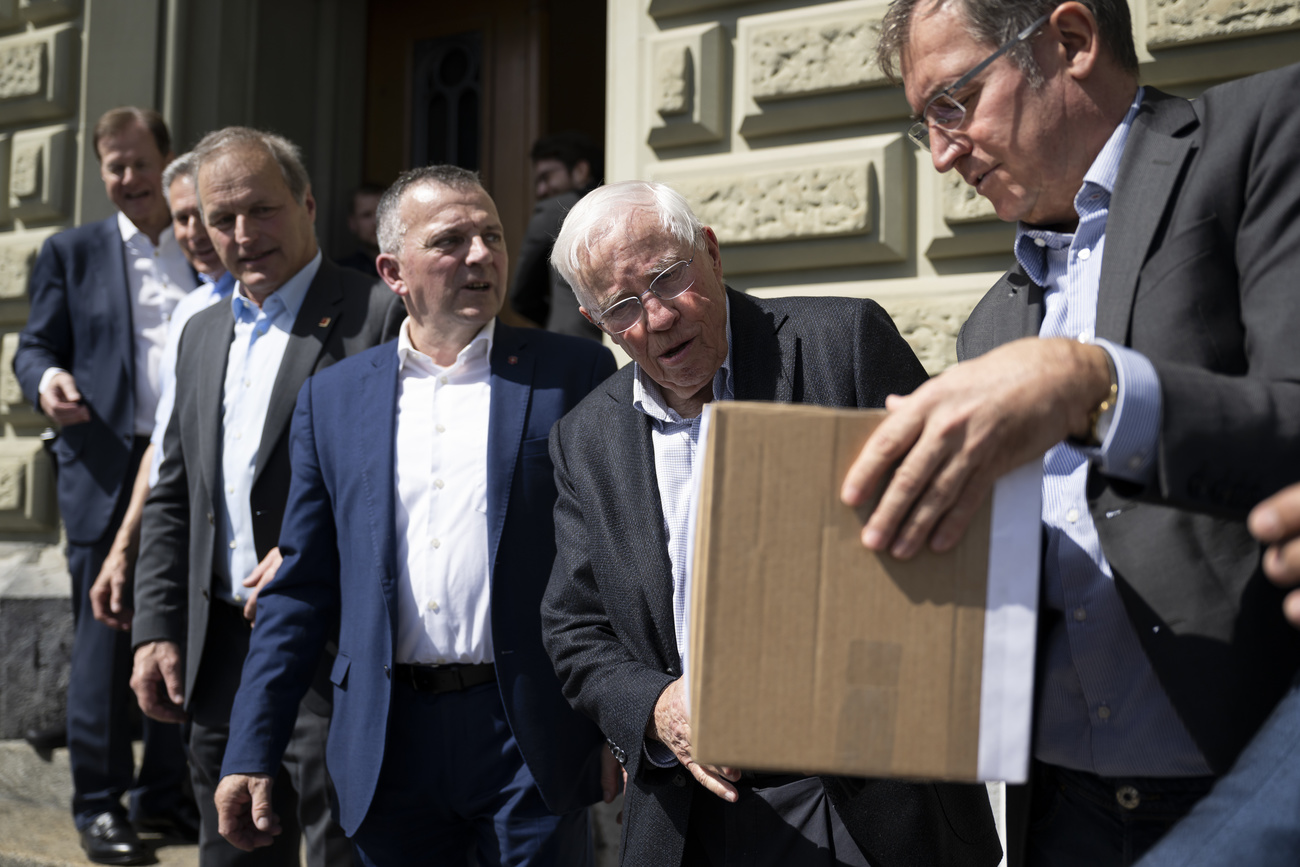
[376,165,484,255]
[161,151,198,207]
[551,181,703,306]
[191,127,312,218]
[875,0,1138,87]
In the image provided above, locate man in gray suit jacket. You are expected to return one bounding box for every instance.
[541,181,1002,867]
[130,127,403,866]
[843,1,1300,864]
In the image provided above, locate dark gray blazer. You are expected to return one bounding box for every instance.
[543,289,1002,867]
[507,190,602,342]
[132,258,404,712]
[958,66,1300,774]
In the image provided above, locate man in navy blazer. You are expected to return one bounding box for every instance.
[214,165,618,865]
[13,107,193,864]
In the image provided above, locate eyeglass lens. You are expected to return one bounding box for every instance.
[599,259,695,334]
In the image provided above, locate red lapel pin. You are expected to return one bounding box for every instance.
[318,316,331,328]
[508,355,518,365]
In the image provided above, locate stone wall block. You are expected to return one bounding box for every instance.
[1148,0,1300,48]
[647,23,727,149]
[0,25,77,126]
[887,295,981,375]
[0,229,51,301]
[655,135,909,274]
[0,542,73,740]
[648,0,746,19]
[0,332,21,405]
[0,439,55,530]
[942,172,999,225]
[9,124,72,221]
[736,1,908,139]
[0,1,19,31]
[19,0,81,26]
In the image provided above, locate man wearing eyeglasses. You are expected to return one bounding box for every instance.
[842,1,1300,864]
[540,181,1003,867]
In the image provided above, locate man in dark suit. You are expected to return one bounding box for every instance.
[130,127,403,866]
[844,2,1300,863]
[13,106,193,864]
[508,131,603,341]
[213,166,618,866]
[540,181,1003,867]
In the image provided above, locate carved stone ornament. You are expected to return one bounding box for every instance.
[0,41,43,100]
[941,172,999,224]
[1148,0,1300,47]
[655,44,692,116]
[749,15,886,100]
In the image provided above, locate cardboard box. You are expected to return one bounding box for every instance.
[686,401,1040,783]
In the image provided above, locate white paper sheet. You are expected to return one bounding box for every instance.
[977,460,1043,783]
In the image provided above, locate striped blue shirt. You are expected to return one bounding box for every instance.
[1015,89,1210,776]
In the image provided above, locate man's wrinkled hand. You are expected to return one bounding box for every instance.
[241,547,282,624]
[1249,483,1300,628]
[90,548,133,631]
[841,337,1112,559]
[39,372,91,426]
[652,677,740,802]
[215,773,281,852]
[130,640,187,723]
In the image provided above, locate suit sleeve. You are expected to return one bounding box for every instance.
[1143,73,1300,516]
[222,377,340,777]
[541,420,676,783]
[133,330,198,648]
[13,237,70,405]
[852,299,928,406]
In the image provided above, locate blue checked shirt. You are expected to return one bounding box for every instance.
[1016,89,1210,776]
[632,298,734,768]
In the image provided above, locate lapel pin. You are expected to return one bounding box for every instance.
[508,355,518,365]
[318,316,331,328]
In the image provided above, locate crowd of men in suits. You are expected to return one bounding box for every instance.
[13,0,1300,865]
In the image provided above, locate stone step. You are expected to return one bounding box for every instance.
[0,799,197,867]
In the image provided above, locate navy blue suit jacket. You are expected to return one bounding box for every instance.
[13,216,194,544]
[221,321,616,835]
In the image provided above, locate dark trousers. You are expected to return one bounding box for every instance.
[1135,675,1300,867]
[189,601,352,867]
[350,680,591,867]
[681,774,871,867]
[1024,762,1215,867]
[66,436,188,829]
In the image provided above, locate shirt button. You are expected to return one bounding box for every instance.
[430,538,441,549]
[229,540,238,549]
[435,658,446,664]
[1066,508,1079,523]
[439,375,448,385]
[1129,455,1144,470]
[435,424,446,433]
[1034,238,1046,248]
[234,431,242,440]
[227,485,236,494]
[426,600,440,613]
[1097,705,1111,720]
[1074,607,1087,622]
[434,479,445,489]
[1078,248,1092,261]
[244,379,252,388]
[234,593,243,602]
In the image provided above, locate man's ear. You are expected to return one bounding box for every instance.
[377,253,406,295]
[1050,1,1103,80]
[572,160,592,189]
[303,185,317,220]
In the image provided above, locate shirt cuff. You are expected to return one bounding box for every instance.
[643,740,679,769]
[1090,339,1161,483]
[38,367,68,396]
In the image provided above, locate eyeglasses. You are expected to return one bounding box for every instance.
[595,255,696,335]
[907,10,1053,151]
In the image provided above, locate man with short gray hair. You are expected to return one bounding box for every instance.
[131,126,404,866]
[541,180,1001,867]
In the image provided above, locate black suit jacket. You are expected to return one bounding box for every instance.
[13,217,197,544]
[133,258,405,712]
[508,190,602,341]
[543,289,1002,867]
[958,66,1300,776]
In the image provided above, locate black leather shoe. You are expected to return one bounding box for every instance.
[79,812,147,865]
[134,799,200,842]
[24,724,67,751]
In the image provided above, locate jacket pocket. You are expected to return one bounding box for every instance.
[329,652,351,690]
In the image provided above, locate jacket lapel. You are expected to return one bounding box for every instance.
[728,288,793,402]
[195,304,236,504]
[486,323,532,576]
[1096,89,1199,344]
[357,348,402,634]
[253,263,344,484]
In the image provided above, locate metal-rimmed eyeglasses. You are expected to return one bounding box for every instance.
[907,10,1054,151]
[594,255,696,335]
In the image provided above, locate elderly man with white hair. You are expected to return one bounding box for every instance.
[540,180,1004,867]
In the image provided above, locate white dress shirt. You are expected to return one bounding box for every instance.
[215,253,320,602]
[393,317,496,665]
[148,272,235,486]
[38,213,193,434]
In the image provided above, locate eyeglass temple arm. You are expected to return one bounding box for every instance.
[944,9,1055,97]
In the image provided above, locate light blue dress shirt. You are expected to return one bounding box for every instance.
[215,253,320,604]
[1015,89,1211,776]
